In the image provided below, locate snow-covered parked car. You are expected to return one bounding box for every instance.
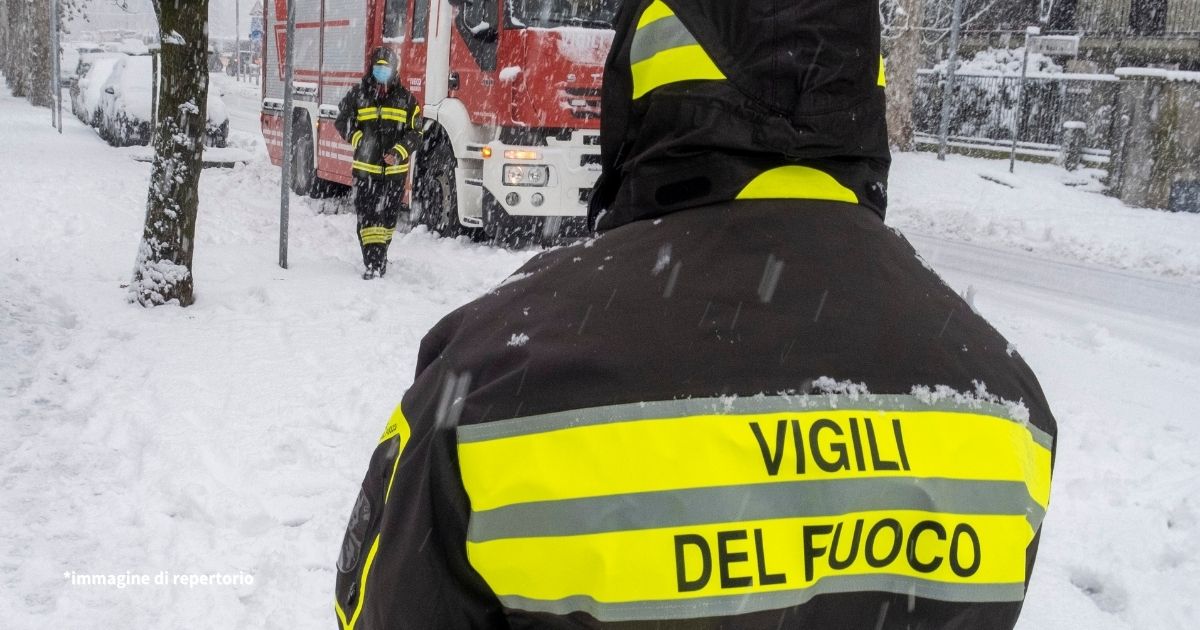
[96,55,229,148]
[61,42,103,86]
[70,53,123,126]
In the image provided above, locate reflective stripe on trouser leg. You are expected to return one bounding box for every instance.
[359,227,393,245]
[356,179,405,270]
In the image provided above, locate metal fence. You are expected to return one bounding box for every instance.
[914,70,1122,159]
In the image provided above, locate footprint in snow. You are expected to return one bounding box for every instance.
[1068,566,1128,613]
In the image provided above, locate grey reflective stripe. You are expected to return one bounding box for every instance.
[498,575,1027,622]
[630,15,700,66]
[468,477,1044,543]
[456,394,1052,451]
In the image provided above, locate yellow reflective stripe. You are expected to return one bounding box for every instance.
[412,105,421,120]
[631,44,726,99]
[352,161,384,174]
[350,130,363,147]
[636,0,675,29]
[393,144,409,161]
[360,227,395,244]
[878,55,887,87]
[384,165,410,175]
[467,510,1031,608]
[335,406,410,630]
[736,166,860,204]
[459,409,1051,513]
[334,597,349,630]
[380,107,408,122]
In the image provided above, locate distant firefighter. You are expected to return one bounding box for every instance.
[334,46,422,279]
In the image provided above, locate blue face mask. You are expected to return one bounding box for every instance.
[372,65,393,83]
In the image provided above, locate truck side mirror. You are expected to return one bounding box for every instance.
[446,0,467,6]
[105,86,115,94]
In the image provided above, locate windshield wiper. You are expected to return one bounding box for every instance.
[562,16,612,28]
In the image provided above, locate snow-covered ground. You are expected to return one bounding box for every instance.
[3,84,1200,629]
[890,156,1200,283]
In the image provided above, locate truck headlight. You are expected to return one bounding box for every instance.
[503,164,549,187]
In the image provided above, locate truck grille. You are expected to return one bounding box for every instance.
[560,86,601,120]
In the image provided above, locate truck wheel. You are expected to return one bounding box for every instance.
[289,116,315,196]
[414,136,481,240]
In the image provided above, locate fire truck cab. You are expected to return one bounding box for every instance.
[261,0,617,244]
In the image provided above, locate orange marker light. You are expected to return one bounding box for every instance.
[503,149,541,160]
[481,146,494,159]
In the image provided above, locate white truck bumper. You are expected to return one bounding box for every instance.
[479,131,602,219]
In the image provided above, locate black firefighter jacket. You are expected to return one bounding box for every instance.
[335,78,422,181]
[333,0,1057,628]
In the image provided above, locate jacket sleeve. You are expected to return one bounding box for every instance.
[392,95,424,161]
[334,87,359,144]
[333,311,508,630]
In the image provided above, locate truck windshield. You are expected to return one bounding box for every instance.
[507,0,621,29]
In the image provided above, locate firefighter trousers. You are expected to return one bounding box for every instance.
[354,177,406,275]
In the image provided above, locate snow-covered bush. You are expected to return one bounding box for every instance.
[918,47,1069,143]
[932,46,1064,77]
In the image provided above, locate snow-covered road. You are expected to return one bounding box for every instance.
[3,85,1199,629]
[903,234,1200,627]
[213,74,267,137]
[911,234,1200,361]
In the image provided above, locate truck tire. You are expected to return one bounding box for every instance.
[289,115,316,196]
[414,135,482,240]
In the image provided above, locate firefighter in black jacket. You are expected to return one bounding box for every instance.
[335,47,422,279]
[334,0,1057,628]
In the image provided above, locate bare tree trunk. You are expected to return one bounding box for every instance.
[885,0,926,151]
[27,0,54,107]
[0,1,10,83]
[130,0,210,307]
[4,0,30,97]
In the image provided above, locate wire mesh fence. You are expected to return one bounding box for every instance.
[914,70,1122,159]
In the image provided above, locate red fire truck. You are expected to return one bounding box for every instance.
[261,0,616,243]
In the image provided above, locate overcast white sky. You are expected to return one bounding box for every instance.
[65,0,262,40]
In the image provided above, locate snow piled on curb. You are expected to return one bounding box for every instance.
[888,153,1200,283]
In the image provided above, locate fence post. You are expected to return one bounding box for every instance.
[1062,121,1085,171]
[936,0,965,161]
[1010,27,1040,173]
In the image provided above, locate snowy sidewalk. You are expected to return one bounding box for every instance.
[3,87,1199,629]
[0,88,533,628]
